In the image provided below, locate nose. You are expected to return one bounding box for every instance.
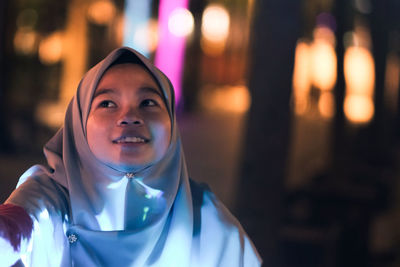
[117,108,143,126]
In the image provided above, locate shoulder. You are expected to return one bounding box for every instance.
[5,165,70,221]
[189,180,262,267]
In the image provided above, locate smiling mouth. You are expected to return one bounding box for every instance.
[113,136,149,144]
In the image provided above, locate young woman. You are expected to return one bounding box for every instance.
[0,47,261,266]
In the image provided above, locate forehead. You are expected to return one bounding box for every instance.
[92,63,166,103]
[99,63,158,86]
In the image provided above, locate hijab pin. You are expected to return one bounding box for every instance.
[126,172,135,179]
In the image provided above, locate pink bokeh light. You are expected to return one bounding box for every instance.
[154,0,189,106]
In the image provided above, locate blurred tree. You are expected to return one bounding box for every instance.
[237,0,300,266]
[182,0,208,112]
[332,0,350,165]
[0,0,16,152]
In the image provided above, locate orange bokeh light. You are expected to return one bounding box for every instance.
[292,41,311,115]
[344,45,375,124]
[38,32,63,65]
[344,46,375,96]
[87,0,116,25]
[200,85,251,113]
[344,95,374,123]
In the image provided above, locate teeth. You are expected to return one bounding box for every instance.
[117,137,146,143]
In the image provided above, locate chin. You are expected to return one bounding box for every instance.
[114,161,149,173]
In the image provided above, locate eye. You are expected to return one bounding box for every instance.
[141,99,158,107]
[98,100,116,108]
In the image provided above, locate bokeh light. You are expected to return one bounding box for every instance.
[38,32,63,65]
[310,27,337,92]
[344,95,374,123]
[14,29,37,55]
[200,85,251,113]
[344,33,375,124]
[122,0,152,57]
[35,102,66,129]
[201,4,230,56]
[344,46,375,96]
[292,26,337,118]
[201,4,230,42]
[292,40,312,115]
[87,0,116,25]
[168,8,194,37]
[154,0,189,105]
[133,20,159,53]
[318,91,335,119]
[14,8,39,55]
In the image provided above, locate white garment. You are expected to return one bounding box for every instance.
[5,47,261,266]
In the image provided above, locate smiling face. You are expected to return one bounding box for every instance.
[86,63,171,172]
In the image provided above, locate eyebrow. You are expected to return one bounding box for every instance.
[92,86,163,99]
[93,88,116,98]
[140,86,163,98]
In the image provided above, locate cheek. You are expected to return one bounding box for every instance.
[86,116,108,151]
[162,118,172,146]
[152,117,171,149]
[86,119,97,151]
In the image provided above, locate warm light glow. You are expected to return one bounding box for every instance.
[318,91,335,119]
[343,46,375,124]
[311,41,337,91]
[35,101,66,128]
[344,46,375,95]
[14,29,37,55]
[342,25,375,124]
[133,20,159,53]
[200,85,251,113]
[38,32,63,65]
[311,27,337,91]
[202,4,230,42]
[200,37,226,56]
[292,26,337,117]
[344,95,374,123]
[200,4,230,56]
[115,15,125,46]
[292,41,311,115]
[168,8,194,37]
[313,26,335,46]
[87,0,116,25]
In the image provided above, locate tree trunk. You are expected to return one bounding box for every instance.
[237,1,300,266]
